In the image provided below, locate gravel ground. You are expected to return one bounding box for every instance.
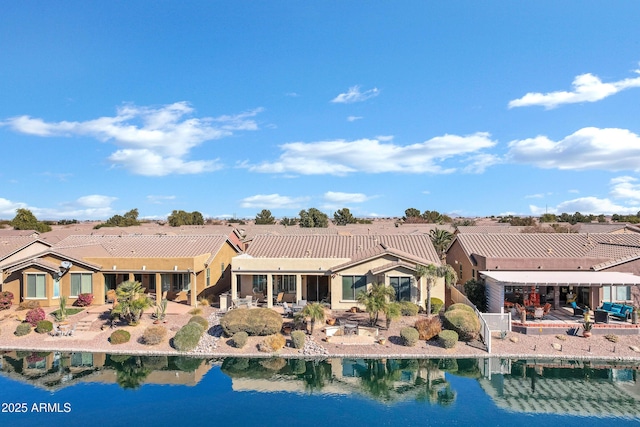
[2,305,640,361]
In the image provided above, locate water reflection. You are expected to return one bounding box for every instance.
[1,351,640,420]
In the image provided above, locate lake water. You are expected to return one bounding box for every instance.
[1,351,639,427]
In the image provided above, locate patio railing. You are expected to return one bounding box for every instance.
[450,286,510,354]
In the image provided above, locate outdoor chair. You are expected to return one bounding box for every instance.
[274,292,285,306]
[534,307,545,320]
[282,302,293,317]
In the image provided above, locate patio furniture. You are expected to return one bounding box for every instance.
[274,292,285,306]
[598,302,633,321]
[533,307,545,320]
[282,301,293,317]
[594,309,610,324]
[570,301,585,316]
[344,321,358,335]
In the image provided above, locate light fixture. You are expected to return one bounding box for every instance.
[173,265,178,271]
[112,265,117,270]
[142,265,146,271]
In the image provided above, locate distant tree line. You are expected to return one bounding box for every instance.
[167,210,204,227]
[403,208,452,224]
[94,209,141,229]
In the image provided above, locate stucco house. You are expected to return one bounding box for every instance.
[232,234,443,310]
[1,234,241,307]
[445,233,640,312]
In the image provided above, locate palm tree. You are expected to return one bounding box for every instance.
[111,281,153,325]
[441,264,458,288]
[300,302,325,334]
[383,301,401,330]
[429,228,453,260]
[416,264,442,316]
[357,283,395,326]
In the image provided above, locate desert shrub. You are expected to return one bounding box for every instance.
[259,357,286,371]
[400,327,420,347]
[75,293,94,307]
[110,329,131,344]
[188,315,209,330]
[25,307,45,326]
[173,322,204,351]
[17,300,40,311]
[446,303,476,313]
[429,297,444,314]
[258,334,286,352]
[15,322,32,336]
[35,320,53,334]
[220,308,283,336]
[188,307,203,316]
[198,298,210,307]
[291,330,306,349]
[605,334,619,343]
[442,308,481,341]
[141,325,167,345]
[415,316,442,340]
[399,301,420,316]
[231,331,249,348]
[438,330,459,348]
[0,291,14,310]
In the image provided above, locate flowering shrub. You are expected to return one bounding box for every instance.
[25,307,46,327]
[0,291,14,310]
[75,293,94,307]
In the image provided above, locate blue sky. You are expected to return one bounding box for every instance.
[2,2,640,221]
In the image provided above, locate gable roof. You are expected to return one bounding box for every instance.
[0,237,52,263]
[245,234,440,263]
[52,234,239,259]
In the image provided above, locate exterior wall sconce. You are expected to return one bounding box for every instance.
[142,265,146,271]
[112,265,117,270]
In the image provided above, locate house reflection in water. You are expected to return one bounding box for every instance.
[0,351,212,390]
[478,359,640,419]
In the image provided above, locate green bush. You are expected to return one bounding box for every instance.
[415,317,442,340]
[400,327,420,347]
[291,330,306,349]
[141,325,167,345]
[429,297,444,314]
[188,315,209,330]
[231,331,248,348]
[258,334,286,352]
[15,322,32,336]
[463,279,487,312]
[220,308,283,336]
[442,308,480,341]
[35,320,53,334]
[174,356,204,372]
[400,301,420,316]
[446,303,475,314]
[173,322,204,351]
[110,329,131,344]
[438,330,459,348]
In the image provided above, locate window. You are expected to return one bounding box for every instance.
[27,273,46,298]
[459,264,463,278]
[253,275,267,293]
[172,273,190,292]
[472,269,476,279]
[274,275,296,293]
[206,268,211,287]
[71,273,93,296]
[603,285,631,302]
[390,277,411,301]
[342,275,366,300]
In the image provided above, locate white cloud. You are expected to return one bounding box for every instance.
[568,189,580,194]
[507,127,640,171]
[376,135,394,142]
[246,133,497,176]
[324,191,371,204]
[525,193,545,199]
[240,194,310,209]
[347,116,363,122]
[147,195,176,205]
[509,67,640,109]
[462,153,503,174]
[2,102,262,176]
[530,197,640,216]
[609,176,640,202]
[0,194,118,220]
[422,191,431,195]
[331,86,380,103]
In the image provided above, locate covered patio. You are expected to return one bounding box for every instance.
[481,271,640,335]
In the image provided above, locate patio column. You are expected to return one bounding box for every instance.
[553,285,560,309]
[295,273,302,303]
[155,273,161,302]
[189,272,197,306]
[266,274,273,308]
[231,274,238,300]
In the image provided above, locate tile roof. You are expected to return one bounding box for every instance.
[455,225,522,234]
[244,234,441,264]
[453,233,640,263]
[0,236,43,260]
[52,235,233,258]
